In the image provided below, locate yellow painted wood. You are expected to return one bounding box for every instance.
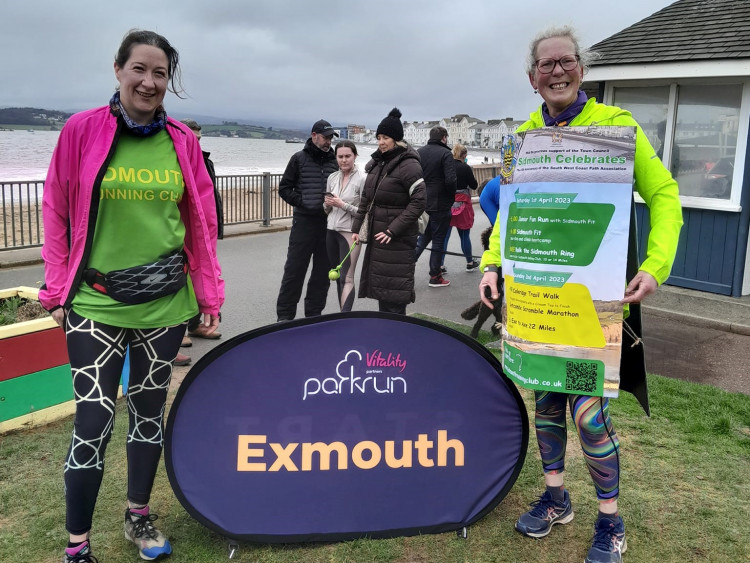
[0,286,40,299]
[0,400,76,434]
[0,286,56,340]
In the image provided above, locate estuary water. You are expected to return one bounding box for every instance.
[0,130,502,181]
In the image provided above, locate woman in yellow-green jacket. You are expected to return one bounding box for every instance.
[478,25,682,563]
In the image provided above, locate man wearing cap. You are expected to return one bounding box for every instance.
[276,119,339,321]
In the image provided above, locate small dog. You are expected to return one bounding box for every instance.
[461,226,504,339]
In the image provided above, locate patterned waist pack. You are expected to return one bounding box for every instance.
[83,250,188,305]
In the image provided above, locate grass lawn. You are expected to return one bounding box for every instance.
[1,320,748,562]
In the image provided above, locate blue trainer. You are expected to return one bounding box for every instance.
[585,515,627,563]
[124,507,173,561]
[515,489,574,538]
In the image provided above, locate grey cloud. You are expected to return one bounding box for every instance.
[2,0,675,128]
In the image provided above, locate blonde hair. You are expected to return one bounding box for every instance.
[452,144,467,160]
[525,25,599,75]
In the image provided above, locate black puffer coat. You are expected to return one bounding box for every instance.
[278,138,338,216]
[417,139,456,212]
[352,145,426,304]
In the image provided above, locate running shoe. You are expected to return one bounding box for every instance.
[429,275,451,288]
[124,507,172,561]
[515,490,574,538]
[63,541,98,563]
[466,260,480,272]
[188,325,222,339]
[174,353,191,367]
[585,515,627,563]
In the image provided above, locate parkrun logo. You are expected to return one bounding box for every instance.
[237,430,464,472]
[303,349,408,400]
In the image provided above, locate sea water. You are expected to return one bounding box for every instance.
[0,130,502,182]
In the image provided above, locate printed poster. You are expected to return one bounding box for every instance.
[498,126,636,397]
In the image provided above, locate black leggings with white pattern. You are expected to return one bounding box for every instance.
[63,309,185,535]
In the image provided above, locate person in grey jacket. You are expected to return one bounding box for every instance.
[276,119,339,320]
[324,140,365,311]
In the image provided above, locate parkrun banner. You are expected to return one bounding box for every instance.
[165,313,528,543]
[498,126,635,398]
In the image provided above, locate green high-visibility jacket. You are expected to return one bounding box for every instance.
[480,98,683,286]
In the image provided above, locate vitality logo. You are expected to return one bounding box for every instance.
[303,349,408,400]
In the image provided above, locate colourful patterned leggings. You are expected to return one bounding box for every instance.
[63,310,185,535]
[534,391,620,501]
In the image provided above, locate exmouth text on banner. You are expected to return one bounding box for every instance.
[237,430,465,471]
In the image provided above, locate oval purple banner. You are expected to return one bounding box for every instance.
[165,313,528,543]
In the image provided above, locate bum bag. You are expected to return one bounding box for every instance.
[83,250,188,305]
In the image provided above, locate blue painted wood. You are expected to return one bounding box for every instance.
[635,203,739,295]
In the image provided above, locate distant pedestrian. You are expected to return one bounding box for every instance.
[478,25,682,563]
[180,118,223,240]
[324,140,364,311]
[178,118,225,362]
[352,108,425,314]
[441,144,478,272]
[40,29,223,563]
[414,126,457,287]
[276,119,339,320]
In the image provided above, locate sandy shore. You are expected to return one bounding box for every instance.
[1,184,293,250]
[3,202,43,248]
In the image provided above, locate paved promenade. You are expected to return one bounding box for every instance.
[2,203,748,395]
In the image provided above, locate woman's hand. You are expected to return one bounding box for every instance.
[325,194,345,209]
[479,272,500,308]
[374,231,392,244]
[621,271,658,304]
[200,313,221,336]
[352,233,360,245]
[51,308,65,328]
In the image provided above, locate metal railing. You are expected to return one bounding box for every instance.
[1,173,291,250]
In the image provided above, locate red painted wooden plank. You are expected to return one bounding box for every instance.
[0,327,69,382]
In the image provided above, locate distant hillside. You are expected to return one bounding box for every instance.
[200,121,307,140]
[0,107,72,130]
[0,107,310,139]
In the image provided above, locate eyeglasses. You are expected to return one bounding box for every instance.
[534,55,580,74]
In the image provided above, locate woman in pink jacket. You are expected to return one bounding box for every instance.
[41,29,224,563]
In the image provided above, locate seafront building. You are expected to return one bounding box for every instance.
[585,0,750,297]
[342,113,523,149]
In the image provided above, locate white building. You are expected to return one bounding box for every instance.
[439,114,484,145]
[476,118,523,149]
[403,121,438,147]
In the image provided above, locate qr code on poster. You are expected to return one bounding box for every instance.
[565,361,598,393]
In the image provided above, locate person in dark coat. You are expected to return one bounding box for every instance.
[276,119,339,321]
[352,108,426,314]
[179,118,224,362]
[414,126,457,287]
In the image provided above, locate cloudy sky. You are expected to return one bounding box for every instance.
[2,0,675,129]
